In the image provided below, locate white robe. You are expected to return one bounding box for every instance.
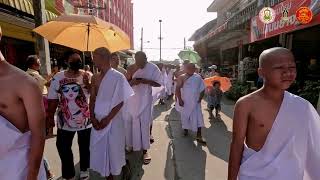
[0,115,46,180]
[151,86,165,118]
[165,69,174,96]
[159,69,167,99]
[179,74,205,132]
[90,69,134,177]
[125,63,162,151]
[239,92,320,180]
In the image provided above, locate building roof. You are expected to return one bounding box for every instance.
[207,0,228,12]
[189,19,217,41]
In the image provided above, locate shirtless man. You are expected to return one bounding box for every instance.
[228,47,320,180]
[0,26,46,179]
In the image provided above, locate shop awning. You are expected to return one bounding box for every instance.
[0,0,58,21]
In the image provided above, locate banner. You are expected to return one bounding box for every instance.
[250,0,320,42]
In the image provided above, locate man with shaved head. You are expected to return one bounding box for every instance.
[228,47,320,180]
[176,63,206,143]
[124,51,162,164]
[0,26,46,179]
[90,47,133,180]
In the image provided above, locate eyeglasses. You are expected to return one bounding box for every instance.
[62,85,80,93]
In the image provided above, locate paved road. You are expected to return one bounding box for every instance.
[44,98,234,180]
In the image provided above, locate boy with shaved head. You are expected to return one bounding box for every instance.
[228,47,320,180]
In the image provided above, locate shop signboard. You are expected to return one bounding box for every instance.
[250,0,320,42]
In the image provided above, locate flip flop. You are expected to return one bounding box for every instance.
[80,171,89,180]
[196,137,207,145]
[143,153,152,165]
[150,135,155,144]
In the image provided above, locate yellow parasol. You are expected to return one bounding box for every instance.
[33,14,130,52]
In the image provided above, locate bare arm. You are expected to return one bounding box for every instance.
[141,78,161,87]
[198,90,205,102]
[228,99,250,180]
[99,102,124,129]
[20,80,46,180]
[176,76,184,104]
[89,75,100,130]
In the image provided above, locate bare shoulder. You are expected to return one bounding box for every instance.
[8,65,40,95]
[9,64,37,85]
[235,91,261,112]
[178,73,186,79]
[127,64,137,71]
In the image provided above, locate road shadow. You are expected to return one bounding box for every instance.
[221,96,235,119]
[167,108,207,180]
[204,116,232,162]
[152,99,174,120]
[55,162,127,180]
[164,140,177,180]
[126,151,145,180]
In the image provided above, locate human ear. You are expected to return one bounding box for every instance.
[258,68,264,78]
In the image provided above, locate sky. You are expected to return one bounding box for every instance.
[132,0,217,61]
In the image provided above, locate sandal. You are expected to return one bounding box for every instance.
[143,153,152,165]
[80,171,89,180]
[196,137,207,145]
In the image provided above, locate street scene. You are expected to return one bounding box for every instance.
[45,98,235,180]
[1,0,320,180]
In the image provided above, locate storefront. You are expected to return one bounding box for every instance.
[249,0,320,105]
[0,0,58,69]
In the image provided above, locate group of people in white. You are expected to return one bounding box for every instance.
[1,22,320,180]
[0,21,209,180]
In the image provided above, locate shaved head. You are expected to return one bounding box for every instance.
[259,47,294,68]
[135,51,147,68]
[92,47,112,70]
[93,47,111,60]
[258,47,296,90]
[185,63,196,75]
[187,63,196,69]
[135,51,147,59]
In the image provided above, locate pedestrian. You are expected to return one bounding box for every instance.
[110,52,127,75]
[228,47,320,180]
[89,47,134,180]
[176,63,206,144]
[125,51,162,164]
[157,63,167,105]
[165,64,174,99]
[207,81,223,120]
[25,55,55,179]
[26,55,49,95]
[47,50,92,180]
[0,25,46,179]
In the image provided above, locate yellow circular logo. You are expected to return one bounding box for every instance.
[259,7,276,24]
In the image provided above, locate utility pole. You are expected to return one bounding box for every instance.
[184,37,186,49]
[140,27,143,51]
[159,19,162,61]
[74,0,106,67]
[33,0,51,76]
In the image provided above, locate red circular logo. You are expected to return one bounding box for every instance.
[296,7,313,24]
